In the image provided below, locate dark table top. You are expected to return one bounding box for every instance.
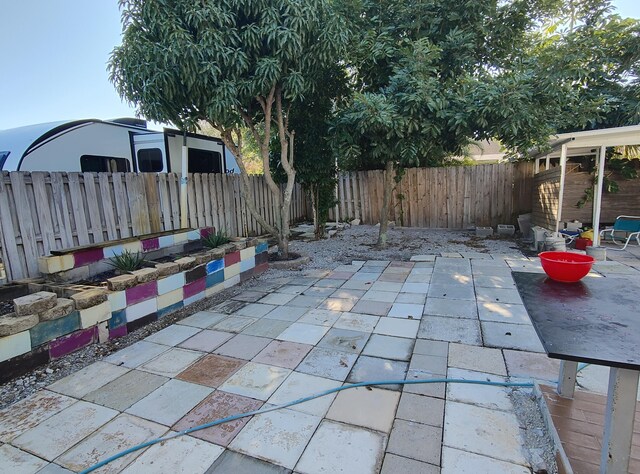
[513,272,640,370]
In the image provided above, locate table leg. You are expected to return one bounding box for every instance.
[600,368,639,474]
[557,360,578,398]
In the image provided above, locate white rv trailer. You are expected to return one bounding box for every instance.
[0,118,239,174]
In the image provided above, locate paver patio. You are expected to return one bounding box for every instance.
[1,249,639,473]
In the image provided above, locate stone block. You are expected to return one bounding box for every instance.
[207,248,226,260]
[231,240,247,251]
[240,247,255,260]
[157,273,185,295]
[206,259,224,275]
[47,266,90,284]
[206,270,224,288]
[192,252,211,266]
[14,291,57,316]
[30,311,81,347]
[220,243,237,255]
[107,291,126,312]
[71,289,108,310]
[184,279,206,299]
[245,237,258,248]
[109,309,127,329]
[49,327,97,359]
[79,301,112,328]
[131,267,159,284]
[155,262,180,277]
[0,331,31,362]
[224,251,241,267]
[0,314,39,336]
[475,227,494,237]
[126,298,158,323]
[125,281,158,305]
[175,257,197,271]
[224,263,240,280]
[185,265,206,284]
[39,298,75,321]
[73,248,105,267]
[107,274,138,291]
[38,255,74,274]
[157,288,183,310]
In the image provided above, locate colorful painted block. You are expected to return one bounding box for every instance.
[187,230,201,241]
[73,248,105,267]
[107,291,127,312]
[184,278,206,299]
[240,247,255,260]
[0,331,31,363]
[200,227,214,239]
[185,265,206,284]
[141,237,160,252]
[224,251,241,267]
[108,309,127,329]
[158,235,174,249]
[240,257,255,273]
[184,292,204,306]
[157,301,183,318]
[173,232,190,244]
[38,255,74,274]
[104,241,142,258]
[30,311,81,347]
[255,252,269,265]
[109,325,127,340]
[157,273,185,295]
[224,263,240,280]
[49,327,97,359]
[206,259,224,275]
[256,241,268,253]
[205,283,225,298]
[254,263,268,275]
[224,274,241,289]
[206,270,224,288]
[126,313,158,333]
[125,281,158,305]
[125,298,158,323]
[79,301,112,328]
[157,288,182,310]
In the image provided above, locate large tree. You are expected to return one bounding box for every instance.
[109,0,346,257]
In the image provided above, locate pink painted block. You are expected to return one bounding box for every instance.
[73,248,104,267]
[254,263,268,275]
[141,237,160,251]
[183,278,206,299]
[200,227,214,239]
[125,281,158,305]
[49,327,97,359]
[224,251,241,267]
[109,325,127,340]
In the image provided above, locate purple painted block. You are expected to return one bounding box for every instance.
[125,281,158,305]
[141,237,160,251]
[200,227,214,238]
[73,248,104,267]
[109,325,127,340]
[49,327,97,359]
[183,278,206,299]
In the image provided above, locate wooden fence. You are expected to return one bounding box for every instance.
[532,166,640,229]
[0,172,309,281]
[328,162,534,228]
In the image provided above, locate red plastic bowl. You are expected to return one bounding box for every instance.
[538,251,595,283]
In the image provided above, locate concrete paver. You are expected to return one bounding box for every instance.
[387,419,442,465]
[381,453,439,474]
[395,392,444,427]
[144,324,200,346]
[297,308,342,327]
[177,311,228,328]
[179,329,233,352]
[362,334,414,361]
[327,387,400,432]
[214,334,271,360]
[138,347,203,377]
[333,312,379,332]
[446,368,512,411]
[441,446,529,474]
[418,316,482,345]
[448,343,507,376]
[276,322,329,345]
[218,362,290,400]
[347,355,409,390]
[296,420,387,474]
[83,370,168,411]
[176,354,245,387]
[252,340,312,369]
[373,317,419,339]
[296,347,358,381]
[0,444,48,474]
[317,328,369,354]
[481,321,544,352]
[477,301,531,325]
[103,340,168,368]
[209,316,257,333]
[206,450,291,473]
[423,298,477,319]
[268,371,340,417]
[47,362,129,399]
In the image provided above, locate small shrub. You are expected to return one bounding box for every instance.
[108,250,147,272]
[202,229,230,249]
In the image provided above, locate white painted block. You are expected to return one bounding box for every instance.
[223,275,240,289]
[79,302,112,328]
[205,283,225,297]
[157,288,183,310]
[184,292,204,306]
[158,235,174,249]
[240,247,255,260]
[126,298,158,323]
[107,291,127,312]
[223,263,240,280]
[157,273,185,295]
[0,331,31,362]
[240,258,255,273]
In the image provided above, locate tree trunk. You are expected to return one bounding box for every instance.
[377,160,395,248]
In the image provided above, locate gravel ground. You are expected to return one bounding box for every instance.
[0,224,556,472]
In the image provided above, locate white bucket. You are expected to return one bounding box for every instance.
[544,235,566,251]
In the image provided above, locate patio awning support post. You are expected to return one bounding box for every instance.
[555,144,568,234]
[180,131,188,229]
[592,145,607,246]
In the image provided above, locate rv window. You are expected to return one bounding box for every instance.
[0,151,9,170]
[80,155,130,172]
[188,148,222,174]
[137,148,163,172]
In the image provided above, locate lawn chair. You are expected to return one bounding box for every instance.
[599,215,640,250]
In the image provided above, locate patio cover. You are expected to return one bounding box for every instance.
[534,124,640,245]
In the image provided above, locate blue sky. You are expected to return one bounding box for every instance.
[0,0,639,131]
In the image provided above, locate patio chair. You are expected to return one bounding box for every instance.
[599,215,640,250]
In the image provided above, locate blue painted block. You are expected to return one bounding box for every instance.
[256,242,268,253]
[157,301,184,318]
[187,230,201,241]
[158,235,174,249]
[206,270,225,288]
[29,312,80,347]
[206,259,224,275]
[184,292,204,306]
[109,309,127,329]
[240,257,255,273]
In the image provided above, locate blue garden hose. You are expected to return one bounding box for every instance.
[79,377,534,474]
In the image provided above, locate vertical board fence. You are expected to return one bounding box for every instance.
[0,172,310,281]
[329,162,534,228]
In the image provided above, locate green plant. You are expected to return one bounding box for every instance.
[202,230,230,249]
[108,250,147,272]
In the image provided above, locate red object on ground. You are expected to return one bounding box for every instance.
[538,251,596,283]
[574,238,592,250]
